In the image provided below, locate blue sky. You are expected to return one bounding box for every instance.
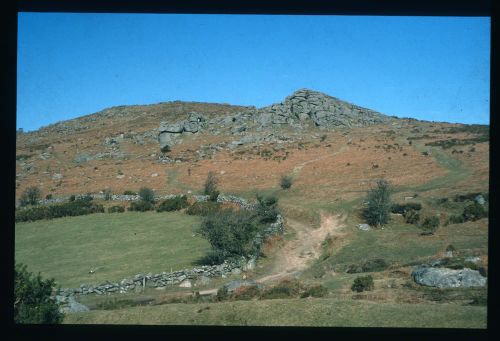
[17,13,490,131]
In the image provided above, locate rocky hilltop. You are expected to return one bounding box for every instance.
[158,89,393,152]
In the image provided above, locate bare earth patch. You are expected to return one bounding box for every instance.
[256,212,346,284]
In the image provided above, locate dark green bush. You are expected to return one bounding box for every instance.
[108,205,125,213]
[128,200,153,212]
[255,194,279,223]
[346,258,388,273]
[45,194,52,200]
[69,195,76,202]
[198,208,260,261]
[391,202,422,214]
[186,201,221,216]
[195,250,227,266]
[447,215,465,225]
[420,216,440,235]
[138,187,155,203]
[19,186,41,207]
[462,203,487,221]
[15,199,104,222]
[403,209,421,224]
[123,190,137,195]
[280,175,293,189]
[363,179,392,226]
[446,244,456,252]
[351,275,374,292]
[453,192,483,203]
[300,285,328,298]
[14,263,63,324]
[260,279,304,299]
[156,195,189,212]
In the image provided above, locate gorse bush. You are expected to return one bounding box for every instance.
[391,202,422,214]
[403,209,421,224]
[186,201,221,216]
[300,284,328,298]
[108,205,125,213]
[14,263,63,324]
[363,179,392,226]
[346,258,388,274]
[128,200,153,212]
[420,216,440,235]
[19,186,41,207]
[447,215,465,225]
[351,275,374,292]
[462,203,487,221]
[156,195,189,212]
[280,175,293,189]
[255,194,280,223]
[123,190,137,195]
[15,199,104,222]
[138,187,155,203]
[260,279,304,299]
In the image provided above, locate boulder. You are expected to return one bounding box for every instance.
[159,122,184,133]
[179,279,192,288]
[358,223,371,231]
[60,296,90,313]
[411,266,487,288]
[475,195,486,205]
[183,121,199,133]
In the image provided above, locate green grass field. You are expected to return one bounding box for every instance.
[15,211,210,288]
[63,297,486,328]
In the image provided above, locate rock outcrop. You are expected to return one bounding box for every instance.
[257,88,390,129]
[411,265,487,288]
[158,112,206,152]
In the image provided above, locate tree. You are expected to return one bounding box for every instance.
[198,208,260,263]
[14,263,63,324]
[203,171,219,201]
[19,186,41,207]
[138,187,155,203]
[363,179,392,227]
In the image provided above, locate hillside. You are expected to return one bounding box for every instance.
[15,89,489,327]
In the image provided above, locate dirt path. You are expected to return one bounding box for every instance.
[256,212,346,284]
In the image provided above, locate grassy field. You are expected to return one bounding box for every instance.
[15,211,209,288]
[63,297,486,328]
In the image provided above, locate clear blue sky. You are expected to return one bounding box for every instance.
[17,13,490,131]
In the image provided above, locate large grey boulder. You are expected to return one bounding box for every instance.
[411,266,487,288]
[159,122,184,133]
[475,195,486,205]
[60,296,90,313]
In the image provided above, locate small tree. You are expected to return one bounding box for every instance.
[138,187,155,203]
[420,216,440,235]
[256,194,279,223]
[280,175,293,189]
[203,172,219,202]
[19,186,41,207]
[14,263,63,324]
[351,275,374,293]
[363,179,392,227]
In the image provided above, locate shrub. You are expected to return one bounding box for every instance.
[420,216,440,235]
[204,171,219,201]
[446,244,456,252]
[108,205,125,213]
[128,200,153,212]
[198,208,260,261]
[351,275,374,293]
[300,285,328,298]
[363,179,392,227]
[391,202,422,214]
[403,209,421,224]
[186,201,221,216]
[320,134,327,142]
[123,190,137,195]
[346,258,388,273]
[280,175,293,189]
[453,192,483,203]
[156,195,189,212]
[138,187,155,203]
[232,285,262,301]
[462,203,487,221]
[195,250,227,266]
[19,186,41,207]
[447,215,465,225]
[103,189,112,201]
[260,279,304,299]
[255,194,279,223]
[14,263,63,324]
[45,194,52,200]
[69,195,76,202]
[15,200,104,222]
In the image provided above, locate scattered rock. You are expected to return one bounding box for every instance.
[179,279,192,288]
[475,195,486,205]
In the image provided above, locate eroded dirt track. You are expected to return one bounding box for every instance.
[256,212,346,283]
